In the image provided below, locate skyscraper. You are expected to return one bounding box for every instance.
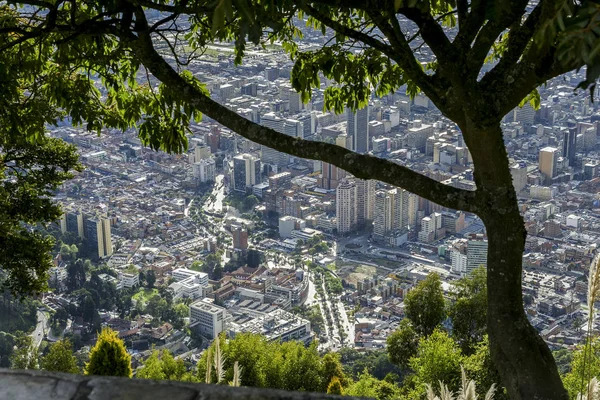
[346,105,369,154]
[562,129,577,167]
[466,234,488,274]
[355,179,375,227]
[336,179,357,234]
[373,190,395,241]
[233,153,260,193]
[539,147,559,184]
[84,216,113,259]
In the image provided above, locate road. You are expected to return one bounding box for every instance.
[31,311,49,348]
[205,174,225,213]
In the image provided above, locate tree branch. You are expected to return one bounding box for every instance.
[120,8,479,214]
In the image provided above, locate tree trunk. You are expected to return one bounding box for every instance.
[465,121,568,399]
[484,213,567,399]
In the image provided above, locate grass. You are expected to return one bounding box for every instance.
[132,288,159,306]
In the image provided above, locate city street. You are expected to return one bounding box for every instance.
[31,311,49,348]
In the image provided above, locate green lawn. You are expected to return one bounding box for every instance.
[132,288,158,306]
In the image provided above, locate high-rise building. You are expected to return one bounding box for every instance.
[466,234,488,274]
[281,85,303,114]
[346,105,369,153]
[193,158,216,183]
[194,145,211,162]
[372,188,409,242]
[320,162,347,190]
[336,179,357,234]
[373,190,395,241]
[61,209,84,238]
[355,179,375,227]
[283,118,304,139]
[539,146,559,184]
[233,153,260,193]
[260,113,302,166]
[232,227,249,251]
[510,161,528,193]
[418,212,441,243]
[336,133,350,149]
[84,216,113,259]
[393,188,409,231]
[562,130,577,167]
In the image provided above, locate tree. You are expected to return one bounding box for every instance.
[2,1,598,397]
[562,338,600,399]
[0,135,82,297]
[322,352,347,391]
[66,260,87,292]
[243,195,259,211]
[447,267,488,354]
[344,368,400,400]
[85,327,132,377]
[81,295,96,323]
[137,349,188,381]
[404,274,446,337]
[327,376,344,395]
[146,270,156,288]
[40,339,79,374]
[387,319,419,368]
[463,336,507,400]
[10,333,38,370]
[409,329,463,394]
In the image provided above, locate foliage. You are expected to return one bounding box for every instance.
[447,267,488,355]
[137,349,189,381]
[0,292,39,334]
[10,333,38,370]
[344,368,400,400]
[409,329,463,394]
[0,0,597,396]
[0,135,82,296]
[327,376,344,395]
[387,319,419,368]
[563,338,600,398]
[292,305,324,335]
[66,260,87,292]
[463,336,506,400]
[554,348,574,376]
[146,270,157,288]
[40,339,79,374]
[197,333,343,392]
[85,327,132,378]
[0,332,15,368]
[404,274,446,337]
[338,348,403,381]
[425,366,496,400]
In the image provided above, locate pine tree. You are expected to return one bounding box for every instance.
[40,339,79,374]
[85,328,131,377]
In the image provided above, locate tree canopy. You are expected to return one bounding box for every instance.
[40,339,79,374]
[0,0,597,397]
[85,327,132,377]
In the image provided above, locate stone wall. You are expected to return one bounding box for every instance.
[0,368,353,400]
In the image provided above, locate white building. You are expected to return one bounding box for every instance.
[228,308,312,344]
[117,270,139,290]
[466,234,488,274]
[336,179,357,234]
[193,158,216,182]
[170,269,210,300]
[172,268,209,285]
[419,212,441,243]
[279,216,301,239]
[189,298,228,339]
